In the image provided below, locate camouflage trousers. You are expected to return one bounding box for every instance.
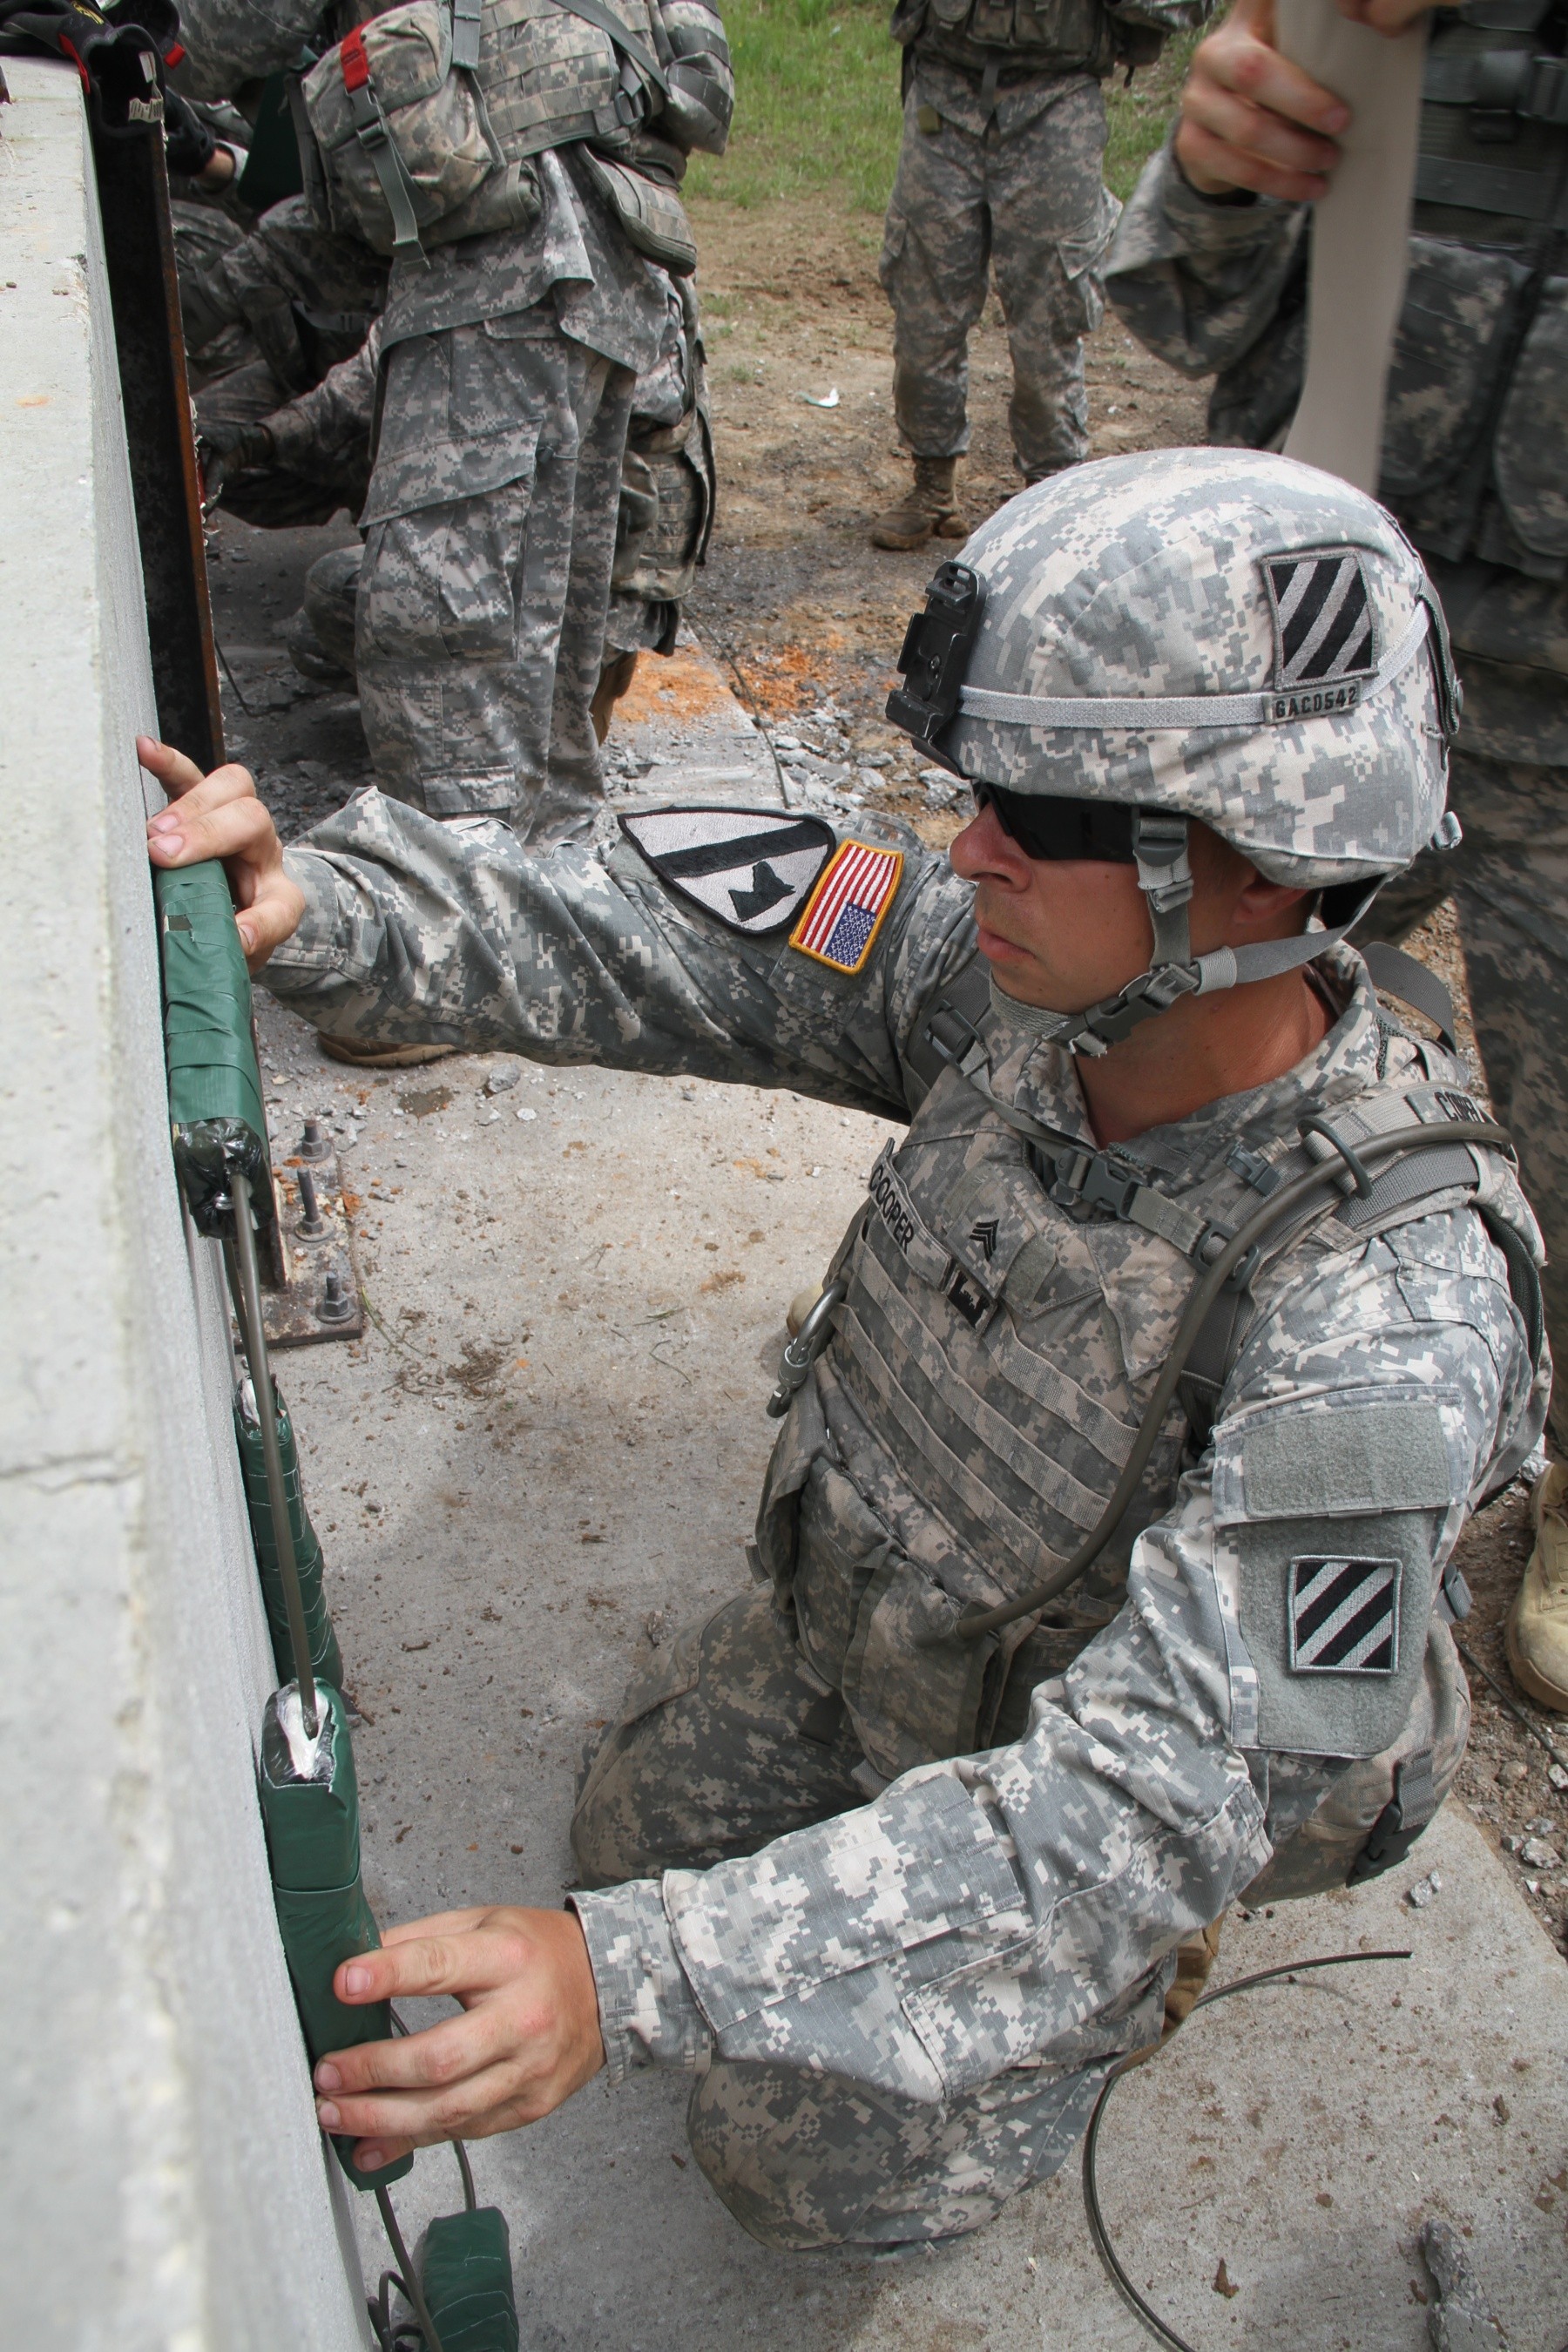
[571,1589,1158,2252]
[878,78,1115,481]
[1360,712,1568,1441]
[358,317,634,842]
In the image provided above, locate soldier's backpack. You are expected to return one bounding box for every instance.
[294,0,700,267]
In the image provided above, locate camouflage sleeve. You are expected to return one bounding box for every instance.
[168,0,326,100]
[265,323,382,474]
[652,0,734,155]
[265,787,977,1117]
[572,1220,1537,2104]
[1104,138,1308,379]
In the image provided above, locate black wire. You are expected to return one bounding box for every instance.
[376,2187,447,2352]
[390,2004,479,2211]
[1081,1949,1413,2351]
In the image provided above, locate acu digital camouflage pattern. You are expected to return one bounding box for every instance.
[880,0,1207,479]
[262,788,1544,2246]
[880,74,1119,480]
[1104,139,1568,1432]
[943,449,1450,889]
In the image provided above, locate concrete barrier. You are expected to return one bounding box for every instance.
[0,60,369,2349]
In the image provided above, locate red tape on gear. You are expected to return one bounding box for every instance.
[165,40,184,64]
[57,34,92,91]
[340,27,370,92]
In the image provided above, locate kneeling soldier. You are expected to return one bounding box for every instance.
[146,449,1548,2251]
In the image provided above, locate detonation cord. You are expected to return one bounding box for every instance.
[226,1171,318,1734]
[360,2012,481,2351]
[936,1117,1513,1645]
[1081,1948,1413,2351]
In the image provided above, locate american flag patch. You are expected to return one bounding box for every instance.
[789,841,903,976]
[1288,1555,1400,1675]
[1263,549,1377,690]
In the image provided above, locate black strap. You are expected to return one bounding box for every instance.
[550,0,669,95]
[1359,941,1459,1051]
[902,954,990,1115]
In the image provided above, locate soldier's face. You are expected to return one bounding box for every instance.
[949,801,1301,1014]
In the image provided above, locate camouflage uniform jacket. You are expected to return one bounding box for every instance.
[264,794,1546,2100]
[1104,126,1568,760]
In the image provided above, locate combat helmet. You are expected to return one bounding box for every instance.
[887,448,1463,1055]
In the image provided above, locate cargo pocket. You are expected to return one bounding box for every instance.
[1495,276,1568,562]
[1379,235,1531,500]
[841,1551,997,1781]
[879,208,909,296]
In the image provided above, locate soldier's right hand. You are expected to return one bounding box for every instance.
[140,737,305,972]
[1175,0,1349,202]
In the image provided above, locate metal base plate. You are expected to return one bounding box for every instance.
[262,1145,364,1347]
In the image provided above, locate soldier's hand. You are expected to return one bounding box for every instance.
[140,737,305,971]
[312,1906,606,2170]
[1176,0,1349,201]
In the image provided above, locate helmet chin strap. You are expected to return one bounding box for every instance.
[989,811,1385,1058]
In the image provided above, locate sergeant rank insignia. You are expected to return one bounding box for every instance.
[789,841,904,976]
[1288,1554,1399,1675]
[619,807,837,936]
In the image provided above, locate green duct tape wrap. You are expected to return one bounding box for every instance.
[235,1385,344,1689]
[259,1682,412,2190]
[156,860,274,1240]
[421,2209,520,2352]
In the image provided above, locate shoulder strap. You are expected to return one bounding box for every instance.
[1358,941,1459,1051]
[548,0,669,93]
[901,952,991,1117]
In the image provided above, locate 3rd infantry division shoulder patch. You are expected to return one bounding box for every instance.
[789,841,904,976]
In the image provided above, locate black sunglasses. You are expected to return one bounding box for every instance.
[972,783,1140,864]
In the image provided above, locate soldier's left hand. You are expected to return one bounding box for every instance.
[140,737,305,971]
[312,1905,606,2168]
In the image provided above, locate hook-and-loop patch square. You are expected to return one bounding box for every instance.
[1262,549,1377,691]
[1288,1554,1400,1675]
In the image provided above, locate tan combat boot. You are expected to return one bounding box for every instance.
[869,456,968,551]
[1506,1460,1568,1710]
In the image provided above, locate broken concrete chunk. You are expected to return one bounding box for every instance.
[1419,2218,1508,2350]
[484,1062,524,1096]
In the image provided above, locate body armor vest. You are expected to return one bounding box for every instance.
[754,974,1541,1797]
[476,0,665,161]
[889,0,1128,82]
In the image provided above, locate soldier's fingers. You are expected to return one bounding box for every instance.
[381,1908,495,1948]
[1202,24,1350,139]
[316,2003,512,2099]
[1176,117,1335,204]
[235,865,307,970]
[334,1926,530,2007]
[137,735,208,803]
[320,2062,539,2149]
[344,2136,415,2173]
[146,783,274,872]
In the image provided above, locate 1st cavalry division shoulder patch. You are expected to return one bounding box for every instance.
[619,807,837,936]
[789,840,904,976]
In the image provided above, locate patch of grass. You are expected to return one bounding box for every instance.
[687,0,1199,214]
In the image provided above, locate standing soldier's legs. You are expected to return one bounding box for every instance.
[872,95,990,548]
[986,80,1115,481]
[355,314,634,844]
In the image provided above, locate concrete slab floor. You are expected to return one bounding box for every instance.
[221,517,1568,2352]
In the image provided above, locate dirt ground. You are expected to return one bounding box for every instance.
[681,192,1209,847]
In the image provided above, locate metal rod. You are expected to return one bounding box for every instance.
[230,1169,318,1735]
[1456,1639,1568,1774]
